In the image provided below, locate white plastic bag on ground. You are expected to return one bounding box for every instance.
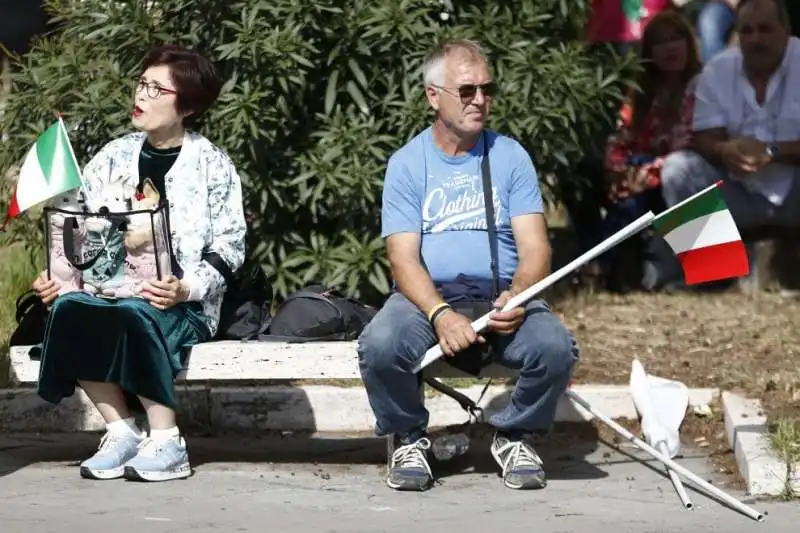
[629,359,689,458]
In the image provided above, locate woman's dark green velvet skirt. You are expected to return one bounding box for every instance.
[36,291,211,410]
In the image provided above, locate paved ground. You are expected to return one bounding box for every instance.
[0,430,795,533]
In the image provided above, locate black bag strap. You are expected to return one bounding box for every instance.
[62,216,125,271]
[423,135,499,416]
[481,134,500,299]
[202,250,235,286]
[15,290,43,323]
[423,375,492,422]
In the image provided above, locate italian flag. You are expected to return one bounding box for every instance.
[653,181,749,285]
[4,118,83,225]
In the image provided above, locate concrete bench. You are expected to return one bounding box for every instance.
[2,341,721,464]
[7,340,517,384]
[4,340,519,460]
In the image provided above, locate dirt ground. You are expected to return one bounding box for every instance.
[550,288,800,490]
[552,290,799,419]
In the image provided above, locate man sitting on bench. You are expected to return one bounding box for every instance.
[661,0,800,239]
[357,38,579,492]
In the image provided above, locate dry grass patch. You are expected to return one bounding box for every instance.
[552,289,800,489]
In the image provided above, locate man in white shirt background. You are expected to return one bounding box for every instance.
[661,0,800,236]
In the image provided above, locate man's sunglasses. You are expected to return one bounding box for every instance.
[433,82,498,102]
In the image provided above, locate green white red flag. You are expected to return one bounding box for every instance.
[653,181,750,285]
[3,118,83,228]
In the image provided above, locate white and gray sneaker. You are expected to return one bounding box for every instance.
[386,437,434,491]
[80,430,144,480]
[490,431,547,489]
[123,436,192,482]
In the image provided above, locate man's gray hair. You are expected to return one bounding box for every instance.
[737,0,791,26]
[421,39,489,87]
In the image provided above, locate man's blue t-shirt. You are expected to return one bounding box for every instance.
[381,127,544,284]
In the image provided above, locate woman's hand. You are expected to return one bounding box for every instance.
[32,271,60,305]
[141,275,189,310]
[626,162,659,194]
[608,161,660,199]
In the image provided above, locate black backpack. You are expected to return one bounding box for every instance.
[9,290,48,345]
[258,284,377,342]
[211,258,274,341]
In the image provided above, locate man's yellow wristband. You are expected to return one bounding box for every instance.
[426,302,451,324]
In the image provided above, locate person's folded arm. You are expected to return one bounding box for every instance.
[772,140,800,166]
[694,128,730,167]
[691,66,730,166]
[180,152,247,301]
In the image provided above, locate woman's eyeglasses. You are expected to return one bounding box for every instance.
[135,79,178,99]
[433,82,498,103]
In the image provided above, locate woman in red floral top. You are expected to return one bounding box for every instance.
[605,9,702,201]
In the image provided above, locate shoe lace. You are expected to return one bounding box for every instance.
[96,431,122,455]
[136,437,163,458]
[391,438,433,478]
[495,439,543,477]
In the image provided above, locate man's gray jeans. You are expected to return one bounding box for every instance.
[660,150,800,230]
[357,292,579,442]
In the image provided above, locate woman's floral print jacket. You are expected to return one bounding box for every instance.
[78,130,246,336]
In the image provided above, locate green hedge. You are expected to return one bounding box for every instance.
[0,0,637,305]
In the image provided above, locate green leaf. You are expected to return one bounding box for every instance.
[0,0,633,305]
[324,69,339,115]
[348,59,368,89]
[346,81,369,115]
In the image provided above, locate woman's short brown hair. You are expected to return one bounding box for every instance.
[141,44,222,126]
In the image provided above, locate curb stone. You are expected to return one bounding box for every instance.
[722,391,800,497]
[0,384,719,434]
[4,382,794,496]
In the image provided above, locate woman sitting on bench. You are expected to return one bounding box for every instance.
[31,44,246,482]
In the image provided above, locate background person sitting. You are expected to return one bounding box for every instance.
[660,0,800,282]
[31,44,246,482]
[599,9,702,291]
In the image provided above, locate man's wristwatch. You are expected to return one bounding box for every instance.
[766,144,780,160]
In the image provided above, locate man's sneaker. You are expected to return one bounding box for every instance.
[123,436,192,482]
[386,437,434,491]
[490,431,547,490]
[80,430,143,480]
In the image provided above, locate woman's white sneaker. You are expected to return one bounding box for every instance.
[80,430,143,480]
[123,435,192,482]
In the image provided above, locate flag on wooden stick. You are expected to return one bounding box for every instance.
[652,181,750,285]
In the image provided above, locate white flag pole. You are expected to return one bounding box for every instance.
[56,113,92,206]
[566,389,765,522]
[412,210,657,373]
[658,440,694,510]
[654,180,721,221]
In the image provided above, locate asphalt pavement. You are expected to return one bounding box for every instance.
[0,430,795,533]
